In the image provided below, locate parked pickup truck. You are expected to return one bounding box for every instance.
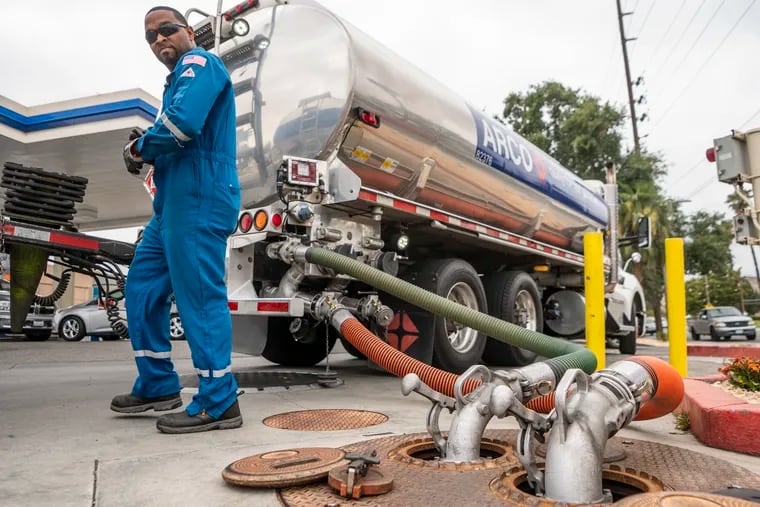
[689,306,756,341]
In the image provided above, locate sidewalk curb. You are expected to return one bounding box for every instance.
[679,376,760,456]
[687,344,760,359]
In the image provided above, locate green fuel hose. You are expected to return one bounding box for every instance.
[305,247,597,380]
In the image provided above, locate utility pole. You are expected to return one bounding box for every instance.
[616,0,641,152]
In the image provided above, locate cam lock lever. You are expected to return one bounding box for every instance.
[327,450,393,499]
[401,373,455,457]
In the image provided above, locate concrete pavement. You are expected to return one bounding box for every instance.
[1,338,758,506]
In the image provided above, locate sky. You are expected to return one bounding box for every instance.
[2,0,759,274]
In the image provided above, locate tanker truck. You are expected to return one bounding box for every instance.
[188,0,647,373]
[0,1,646,372]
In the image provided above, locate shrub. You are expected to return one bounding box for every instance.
[719,357,760,392]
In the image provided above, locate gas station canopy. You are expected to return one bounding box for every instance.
[0,90,159,231]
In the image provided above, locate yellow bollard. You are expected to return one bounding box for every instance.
[666,238,688,377]
[584,232,605,371]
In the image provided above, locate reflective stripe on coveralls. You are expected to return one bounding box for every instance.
[134,349,172,359]
[195,365,233,378]
[128,47,240,419]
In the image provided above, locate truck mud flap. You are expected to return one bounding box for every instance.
[232,314,268,356]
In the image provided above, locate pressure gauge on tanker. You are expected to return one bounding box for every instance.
[286,158,320,187]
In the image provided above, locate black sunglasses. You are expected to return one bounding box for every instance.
[145,23,187,44]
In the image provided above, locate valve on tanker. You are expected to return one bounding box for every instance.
[366,251,399,276]
[289,202,315,222]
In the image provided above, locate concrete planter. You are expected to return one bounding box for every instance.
[678,375,760,456]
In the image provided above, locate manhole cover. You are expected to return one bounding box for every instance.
[222,447,346,488]
[263,409,388,431]
[278,430,760,506]
[613,491,760,506]
[490,464,666,505]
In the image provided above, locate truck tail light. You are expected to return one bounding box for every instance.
[228,301,239,311]
[358,108,381,128]
[271,212,283,228]
[238,212,253,233]
[254,210,268,231]
[706,147,716,163]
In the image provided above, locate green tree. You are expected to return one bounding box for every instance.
[685,270,751,315]
[682,211,733,276]
[500,81,675,335]
[501,81,626,180]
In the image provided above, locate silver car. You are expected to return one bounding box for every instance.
[0,280,55,341]
[54,297,184,342]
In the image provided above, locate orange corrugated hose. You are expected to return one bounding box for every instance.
[340,317,481,398]
[341,317,682,421]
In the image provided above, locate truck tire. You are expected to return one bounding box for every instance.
[619,299,641,355]
[414,258,487,374]
[59,315,86,342]
[690,327,700,341]
[710,327,720,341]
[481,271,541,367]
[24,330,52,341]
[261,318,337,367]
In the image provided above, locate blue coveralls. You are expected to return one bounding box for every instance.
[126,47,240,419]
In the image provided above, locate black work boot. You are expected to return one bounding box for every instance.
[155,400,243,434]
[110,393,182,414]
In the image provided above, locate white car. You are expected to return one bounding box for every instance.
[54,297,184,342]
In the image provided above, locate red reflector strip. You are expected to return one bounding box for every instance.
[358,190,377,201]
[49,231,100,250]
[228,301,239,311]
[429,211,449,222]
[257,301,289,312]
[393,200,416,213]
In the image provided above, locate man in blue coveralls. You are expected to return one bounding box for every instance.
[111,5,242,434]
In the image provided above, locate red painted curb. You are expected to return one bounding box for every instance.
[679,378,760,456]
[688,344,760,358]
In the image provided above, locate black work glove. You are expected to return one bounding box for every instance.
[123,139,144,176]
[129,127,146,142]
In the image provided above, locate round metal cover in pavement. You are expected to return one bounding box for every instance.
[222,447,346,488]
[263,409,388,431]
[613,491,760,506]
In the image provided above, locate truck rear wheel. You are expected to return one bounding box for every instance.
[619,299,641,355]
[481,271,541,367]
[261,318,337,367]
[414,258,487,374]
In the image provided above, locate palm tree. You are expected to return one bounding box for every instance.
[618,179,672,337]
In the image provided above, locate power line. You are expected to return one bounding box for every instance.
[671,102,760,186]
[640,0,687,71]
[669,0,727,77]
[646,0,707,81]
[739,107,760,130]
[682,175,717,201]
[628,0,658,59]
[649,0,758,132]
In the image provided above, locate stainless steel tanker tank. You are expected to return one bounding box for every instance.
[223,2,608,252]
